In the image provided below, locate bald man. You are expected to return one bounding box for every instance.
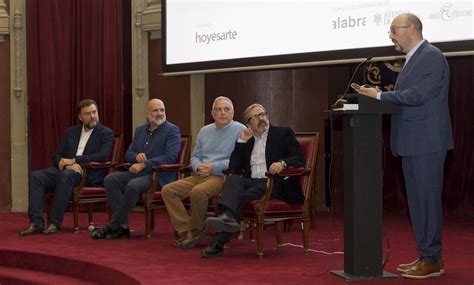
[354,13,453,279]
[92,98,181,239]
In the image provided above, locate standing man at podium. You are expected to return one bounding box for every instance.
[354,13,453,279]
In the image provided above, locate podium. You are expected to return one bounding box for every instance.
[329,94,400,280]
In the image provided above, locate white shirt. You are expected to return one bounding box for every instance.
[76,126,94,156]
[250,130,268,179]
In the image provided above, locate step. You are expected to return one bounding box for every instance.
[0,265,96,285]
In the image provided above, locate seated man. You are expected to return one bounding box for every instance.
[20,99,114,236]
[92,98,180,239]
[161,96,245,248]
[201,103,305,257]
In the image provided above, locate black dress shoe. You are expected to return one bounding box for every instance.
[205,213,240,233]
[91,226,113,239]
[43,224,60,235]
[19,224,44,236]
[200,240,224,258]
[106,227,131,240]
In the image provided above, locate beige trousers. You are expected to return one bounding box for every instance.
[161,174,224,234]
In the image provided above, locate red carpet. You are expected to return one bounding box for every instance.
[0,210,472,284]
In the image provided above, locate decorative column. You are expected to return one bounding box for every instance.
[10,0,28,211]
[132,0,204,141]
[0,0,9,42]
[131,0,150,132]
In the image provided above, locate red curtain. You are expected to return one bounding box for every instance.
[27,0,123,171]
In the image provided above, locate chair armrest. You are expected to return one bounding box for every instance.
[152,164,188,172]
[255,167,309,213]
[81,161,115,169]
[269,167,310,177]
[114,163,131,171]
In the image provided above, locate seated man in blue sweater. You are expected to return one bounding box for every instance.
[162,96,245,249]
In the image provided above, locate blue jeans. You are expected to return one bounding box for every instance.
[28,167,81,227]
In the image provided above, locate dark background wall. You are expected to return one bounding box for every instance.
[149,38,191,136]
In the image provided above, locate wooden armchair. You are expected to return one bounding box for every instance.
[135,134,192,238]
[46,134,124,232]
[241,132,320,257]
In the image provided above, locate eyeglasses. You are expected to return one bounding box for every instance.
[247,111,267,122]
[389,25,410,35]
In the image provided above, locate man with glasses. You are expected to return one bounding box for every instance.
[201,103,305,258]
[354,13,453,279]
[161,96,245,248]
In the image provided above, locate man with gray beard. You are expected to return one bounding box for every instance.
[92,98,180,239]
[201,103,305,257]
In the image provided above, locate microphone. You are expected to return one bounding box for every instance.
[342,56,373,96]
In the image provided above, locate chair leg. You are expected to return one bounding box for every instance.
[88,205,93,227]
[275,221,283,247]
[151,210,155,232]
[73,204,80,233]
[256,219,264,257]
[145,209,153,238]
[249,221,256,242]
[303,217,310,253]
[238,220,246,240]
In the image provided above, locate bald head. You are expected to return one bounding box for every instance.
[147,98,166,129]
[390,13,424,53]
[397,13,423,37]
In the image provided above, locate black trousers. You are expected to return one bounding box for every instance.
[215,175,283,243]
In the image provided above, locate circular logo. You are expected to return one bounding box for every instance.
[440,3,455,21]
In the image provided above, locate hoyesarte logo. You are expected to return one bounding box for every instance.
[195,30,238,45]
[429,2,472,21]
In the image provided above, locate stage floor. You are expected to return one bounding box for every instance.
[0,210,473,284]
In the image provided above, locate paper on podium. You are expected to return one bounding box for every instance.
[333,104,359,111]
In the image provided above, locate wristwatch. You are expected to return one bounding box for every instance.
[279,160,287,169]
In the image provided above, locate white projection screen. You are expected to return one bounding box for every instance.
[162,0,474,74]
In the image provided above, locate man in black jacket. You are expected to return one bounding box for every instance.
[20,99,114,236]
[201,103,305,258]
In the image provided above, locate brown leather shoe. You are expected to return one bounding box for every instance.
[43,224,60,235]
[19,224,44,236]
[401,259,442,279]
[174,231,188,247]
[181,229,206,249]
[398,258,444,274]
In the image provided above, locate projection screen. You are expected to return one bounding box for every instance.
[162,0,474,74]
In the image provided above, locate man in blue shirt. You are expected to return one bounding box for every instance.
[161,96,245,248]
[92,98,180,239]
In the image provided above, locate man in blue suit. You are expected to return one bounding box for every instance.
[20,99,114,236]
[92,98,180,239]
[355,13,453,279]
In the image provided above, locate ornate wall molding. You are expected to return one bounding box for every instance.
[142,1,161,34]
[0,0,9,42]
[9,0,28,211]
[131,0,150,131]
